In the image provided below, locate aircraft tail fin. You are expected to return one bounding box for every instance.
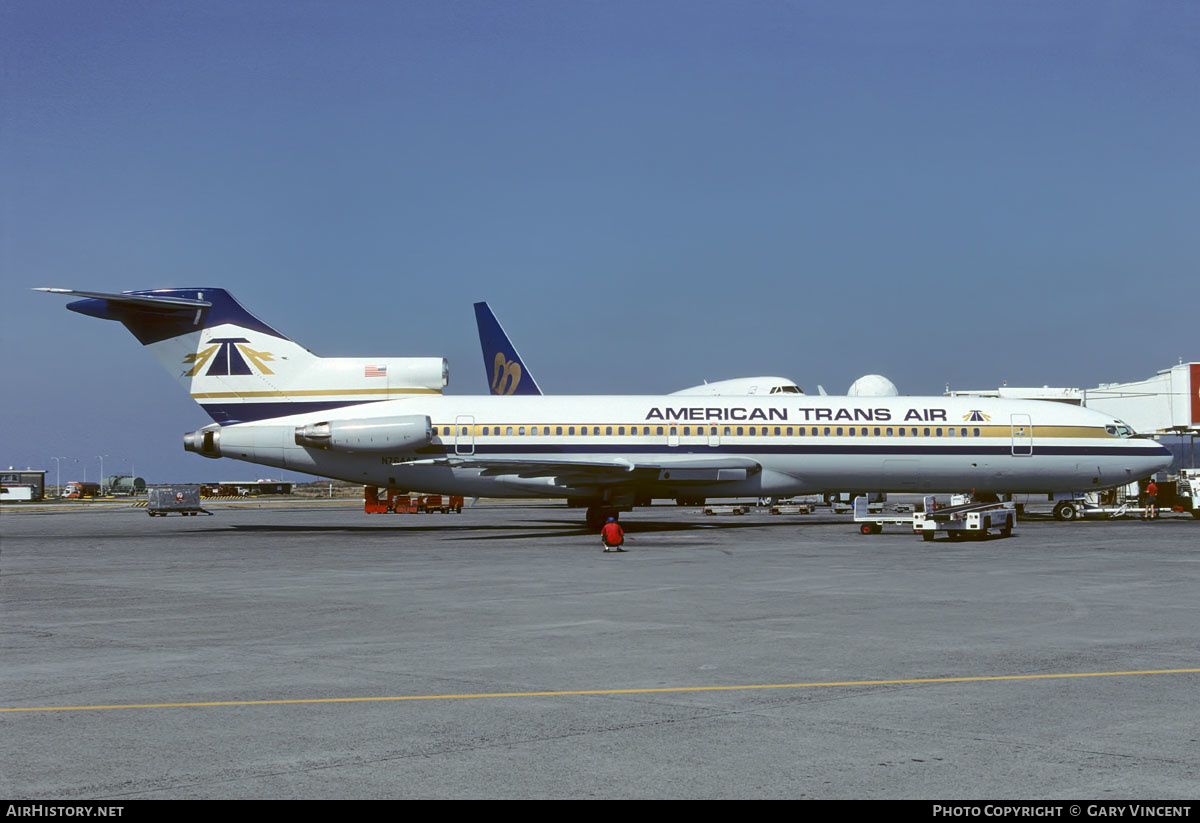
[473,301,543,396]
[38,288,446,424]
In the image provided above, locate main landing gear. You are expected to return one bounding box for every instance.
[585,506,621,531]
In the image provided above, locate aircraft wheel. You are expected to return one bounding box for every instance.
[1053,502,1078,522]
[585,506,617,530]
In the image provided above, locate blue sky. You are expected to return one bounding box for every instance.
[3,1,1197,482]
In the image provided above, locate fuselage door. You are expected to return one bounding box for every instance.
[455,415,475,456]
[1011,413,1032,456]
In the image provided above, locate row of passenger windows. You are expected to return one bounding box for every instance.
[431,425,986,438]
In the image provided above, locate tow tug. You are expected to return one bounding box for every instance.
[913,495,1015,541]
[853,494,1015,540]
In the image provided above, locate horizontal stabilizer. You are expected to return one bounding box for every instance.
[33,288,211,310]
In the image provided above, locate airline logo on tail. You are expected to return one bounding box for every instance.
[491,352,523,394]
[184,339,277,376]
[474,301,543,396]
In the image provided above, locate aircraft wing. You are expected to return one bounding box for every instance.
[399,454,760,485]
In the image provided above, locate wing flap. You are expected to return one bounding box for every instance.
[394,454,759,485]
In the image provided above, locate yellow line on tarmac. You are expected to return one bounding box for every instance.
[3,668,1197,714]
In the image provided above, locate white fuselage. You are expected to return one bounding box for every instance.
[198,394,1172,499]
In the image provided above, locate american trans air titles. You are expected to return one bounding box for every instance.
[645,406,949,422]
[39,286,1173,527]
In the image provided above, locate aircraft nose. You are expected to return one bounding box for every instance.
[1147,441,1173,473]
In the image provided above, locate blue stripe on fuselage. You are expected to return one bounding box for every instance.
[201,400,387,425]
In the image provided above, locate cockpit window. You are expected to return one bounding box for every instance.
[1107,421,1135,438]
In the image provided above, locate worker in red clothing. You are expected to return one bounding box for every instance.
[1144,479,1159,520]
[601,517,626,552]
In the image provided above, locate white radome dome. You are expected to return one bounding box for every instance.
[847,374,899,397]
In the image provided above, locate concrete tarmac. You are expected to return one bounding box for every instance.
[2,502,1197,799]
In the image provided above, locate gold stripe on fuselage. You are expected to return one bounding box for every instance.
[424,424,1112,439]
[190,388,442,399]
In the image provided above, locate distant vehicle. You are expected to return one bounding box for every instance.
[363,487,463,514]
[103,475,146,496]
[1,485,34,502]
[42,286,1173,529]
[147,486,210,516]
[64,481,100,498]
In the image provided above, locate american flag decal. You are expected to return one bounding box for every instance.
[364,365,387,378]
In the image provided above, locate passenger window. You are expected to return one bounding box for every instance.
[923,428,930,437]
[736,427,744,436]
[897,428,905,437]
[657,426,664,435]
[683,426,691,435]
[519,426,526,435]
[935,428,942,436]
[823,427,831,436]
[774,427,781,436]
[506,426,513,436]
[556,426,563,435]
[786,427,793,436]
[618,426,625,435]
[874,427,880,436]
[605,426,612,435]
[836,427,843,436]
[947,427,956,437]
[593,427,600,435]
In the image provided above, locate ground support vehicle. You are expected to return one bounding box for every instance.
[1050,471,1198,521]
[147,486,210,517]
[770,503,813,515]
[364,488,462,514]
[704,505,747,516]
[914,497,1015,541]
[852,496,921,535]
[415,494,464,514]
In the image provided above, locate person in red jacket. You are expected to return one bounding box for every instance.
[601,517,626,552]
[1144,479,1159,520]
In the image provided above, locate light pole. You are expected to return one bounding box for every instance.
[49,456,66,497]
[96,455,108,494]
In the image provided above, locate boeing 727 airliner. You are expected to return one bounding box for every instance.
[39,288,1171,528]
